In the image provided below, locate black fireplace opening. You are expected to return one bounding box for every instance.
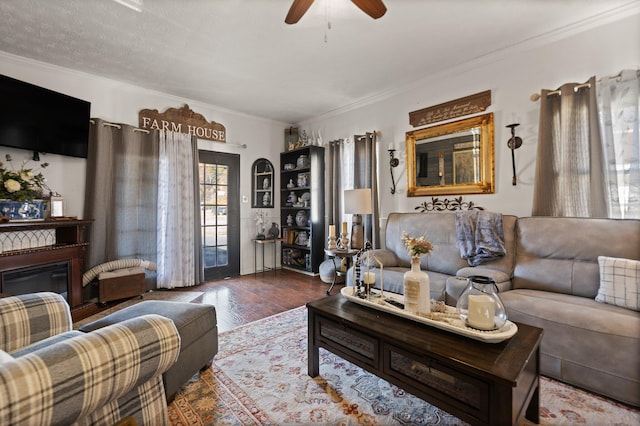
[1,262,70,302]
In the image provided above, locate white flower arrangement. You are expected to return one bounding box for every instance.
[401,231,434,259]
[0,154,50,201]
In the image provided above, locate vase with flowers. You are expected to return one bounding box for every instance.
[401,231,433,315]
[0,154,51,221]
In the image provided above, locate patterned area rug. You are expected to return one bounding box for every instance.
[168,306,639,425]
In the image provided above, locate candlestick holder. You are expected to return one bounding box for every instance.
[327,235,337,250]
[338,233,350,250]
[506,123,523,186]
[389,149,399,194]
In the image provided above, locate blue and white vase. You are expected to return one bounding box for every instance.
[0,200,49,221]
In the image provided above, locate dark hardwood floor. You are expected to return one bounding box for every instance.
[71,269,344,332]
[176,269,344,333]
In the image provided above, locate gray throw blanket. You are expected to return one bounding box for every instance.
[455,211,506,266]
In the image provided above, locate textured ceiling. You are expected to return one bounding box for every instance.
[0,0,638,124]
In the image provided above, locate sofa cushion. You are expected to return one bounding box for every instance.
[596,256,639,311]
[369,249,399,267]
[502,289,640,406]
[513,217,640,297]
[10,331,84,357]
[346,267,447,301]
[445,271,512,306]
[385,212,517,277]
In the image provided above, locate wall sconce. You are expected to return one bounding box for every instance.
[389,149,399,194]
[506,123,522,186]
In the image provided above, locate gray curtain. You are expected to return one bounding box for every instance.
[354,132,381,248]
[84,119,159,280]
[327,139,345,230]
[532,76,607,217]
[327,134,381,248]
[85,121,203,288]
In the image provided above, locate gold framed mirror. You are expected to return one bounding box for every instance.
[406,112,494,197]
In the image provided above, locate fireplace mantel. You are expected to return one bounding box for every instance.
[0,219,91,308]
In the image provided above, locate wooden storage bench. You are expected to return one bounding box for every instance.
[97,267,145,303]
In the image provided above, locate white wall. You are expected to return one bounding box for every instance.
[0,53,287,275]
[298,13,640,228]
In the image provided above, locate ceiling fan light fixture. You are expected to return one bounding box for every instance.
[285,0,386,24]
[351,0,387,19]
[285,0,315,24]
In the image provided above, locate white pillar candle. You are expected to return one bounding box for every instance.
[468,294,495,330]
[329,225,335,238]
[342,221,348,235]
[363,272,375,284]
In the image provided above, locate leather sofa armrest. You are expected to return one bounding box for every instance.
[445,276,469,306]
[347,249,399,286]
[0,292,72,353]
[445,268,513,306]
[456,267,512,289]
[0,314,180,425]
[368,249,399,267]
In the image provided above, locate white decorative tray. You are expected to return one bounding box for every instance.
[340,287,518,343]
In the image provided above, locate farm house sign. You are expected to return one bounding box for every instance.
[138,104,226,142]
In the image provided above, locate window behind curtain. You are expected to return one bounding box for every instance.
[597,70,640,219]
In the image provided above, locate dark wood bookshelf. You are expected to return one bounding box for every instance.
[280,145,324,275]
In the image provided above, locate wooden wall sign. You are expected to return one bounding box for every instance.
[138,104,226,142]
[409,90,491,128]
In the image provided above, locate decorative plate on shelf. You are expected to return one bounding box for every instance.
[301,192,311,201]
[340,287,518,343]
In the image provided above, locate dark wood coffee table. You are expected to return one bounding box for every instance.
[307,294,543,426]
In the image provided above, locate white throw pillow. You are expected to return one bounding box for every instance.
[0,349,14,364]
[596,256,639,311]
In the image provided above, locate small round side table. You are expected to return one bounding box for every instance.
[324,248,359,295]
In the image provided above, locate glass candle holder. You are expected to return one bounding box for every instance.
[456,275,507,330]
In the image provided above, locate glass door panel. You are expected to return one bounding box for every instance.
[198,151,239,280]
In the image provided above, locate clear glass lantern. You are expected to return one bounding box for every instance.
[456,275,507,330]
[355,245,384,301]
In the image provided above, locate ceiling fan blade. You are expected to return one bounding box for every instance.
[351,0,387,19]
[285,0,315,24]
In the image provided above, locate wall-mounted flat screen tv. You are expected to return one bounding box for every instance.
[0,74,91,159]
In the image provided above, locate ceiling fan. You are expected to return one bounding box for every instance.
[285,0,387,24]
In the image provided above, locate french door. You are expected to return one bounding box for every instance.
[198,150,240,280]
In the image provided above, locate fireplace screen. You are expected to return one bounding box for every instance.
[1,262,69,301]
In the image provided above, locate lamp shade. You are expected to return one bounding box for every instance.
[344,188,372,215]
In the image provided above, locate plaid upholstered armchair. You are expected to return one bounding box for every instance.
[0,292,181,425]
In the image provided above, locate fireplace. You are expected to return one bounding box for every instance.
[1,261,69,301]
[0,220,90,308]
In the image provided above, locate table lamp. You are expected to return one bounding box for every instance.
[344,188,372,249]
